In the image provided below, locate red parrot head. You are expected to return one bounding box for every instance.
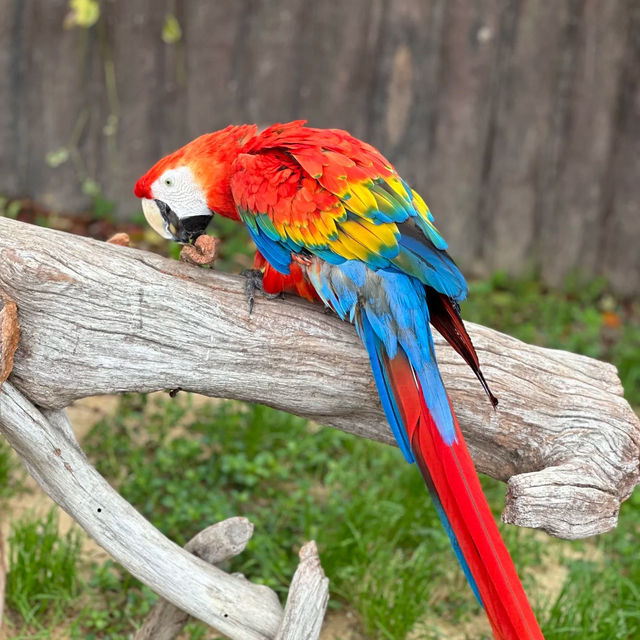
[134,124,257,243]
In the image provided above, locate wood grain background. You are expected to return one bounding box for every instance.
[0,0,638,295]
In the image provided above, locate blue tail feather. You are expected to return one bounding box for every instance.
[357,313,414,463]
[308,259,484,608]
[357,305,482,605]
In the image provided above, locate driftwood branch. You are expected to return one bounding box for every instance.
[0,217,638,540]
[276,541,329,640]
[0,382,284,639]
[135,518,255,640]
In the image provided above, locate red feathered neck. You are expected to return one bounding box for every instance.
[134,124,258,219]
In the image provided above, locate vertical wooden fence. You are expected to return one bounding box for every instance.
[0,0,638,294]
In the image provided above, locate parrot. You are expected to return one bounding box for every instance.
[134,121,543,640]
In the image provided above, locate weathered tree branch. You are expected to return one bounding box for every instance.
[135,519,328,640]
[275,541,329,640]
[0,217,638,539]
[135,518,255,640]
[0,383,284,639]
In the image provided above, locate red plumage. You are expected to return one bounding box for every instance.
[384,353,543,640]
[254,252,318,302]
[135,121,544,639]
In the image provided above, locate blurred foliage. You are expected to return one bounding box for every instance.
[0,196,22,219]
[44,147,70,168]
[0,439,23,503]
[463,271,639,407]
[6,509,81,624]
[162,14,183,45]
[64,0,100,29]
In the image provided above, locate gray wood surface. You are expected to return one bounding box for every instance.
[0,386,284,640]
[0,0,638,294]
[275,542,329,640]
[134,518,258,640]
[0,217,638,540]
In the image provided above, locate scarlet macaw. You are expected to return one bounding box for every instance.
[135,121,543,640]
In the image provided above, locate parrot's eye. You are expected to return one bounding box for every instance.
[164,177,174,187]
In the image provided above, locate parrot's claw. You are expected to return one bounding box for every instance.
[241,269,282,314]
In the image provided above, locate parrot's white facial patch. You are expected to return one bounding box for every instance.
[150,165,210,220]
[142,165,214,243]
[141,198,173,239]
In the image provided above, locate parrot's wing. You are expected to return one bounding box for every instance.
[231,123,467,301]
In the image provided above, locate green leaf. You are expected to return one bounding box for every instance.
[162,14,182,44]
[82,178,100,197]
[45,147,70,168]
[64,0,100,29]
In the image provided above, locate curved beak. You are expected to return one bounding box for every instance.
[141,198,213,244]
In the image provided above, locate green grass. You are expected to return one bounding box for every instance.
[77,394,634,639]
[0,438,22,502]
[462,271,639,407]
[0,271,637,639]
[80,395,508,638]
[6,509,81,626]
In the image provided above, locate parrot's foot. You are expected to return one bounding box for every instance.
[106,232,130,247]
[180,235,220,267]
[241,269,282,315]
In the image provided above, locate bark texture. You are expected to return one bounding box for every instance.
[0,217,638,540]
[275,541,329,640]
[134,518,255,640]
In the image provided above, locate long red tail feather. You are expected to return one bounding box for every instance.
[384,353,543,640]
